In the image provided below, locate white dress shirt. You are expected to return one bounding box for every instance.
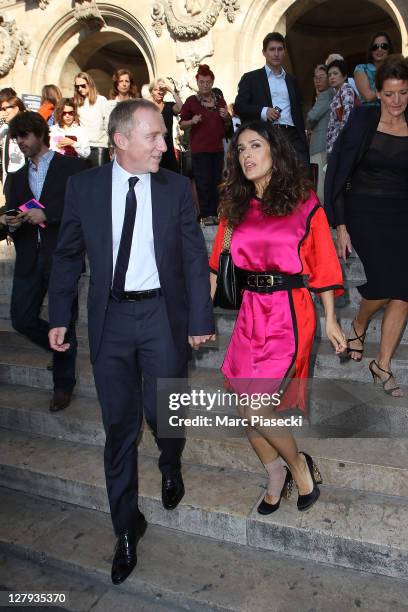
[261,65,294,126]
[111,158,160,291]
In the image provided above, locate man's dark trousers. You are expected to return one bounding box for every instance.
[10,251,77,392]
[92,294,186,535]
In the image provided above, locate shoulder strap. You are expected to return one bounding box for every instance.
[222,223,233,252]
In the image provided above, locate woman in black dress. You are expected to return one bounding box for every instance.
[325,56,408,396]
[149,78,182,172]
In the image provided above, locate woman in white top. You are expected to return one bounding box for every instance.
[74,71,109,167]
[107,68,140,115]
[49,98,90,159]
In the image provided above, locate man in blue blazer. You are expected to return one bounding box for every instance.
[48,99,215,585]
[234,32,309,164]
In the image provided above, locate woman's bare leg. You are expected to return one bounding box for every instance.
[246,425,314,496]
[348,297,388,360]
[372,299,408,396]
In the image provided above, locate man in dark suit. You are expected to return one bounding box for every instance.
[234,32,309,163]
[48,99,215,585]
[3,112,88,411]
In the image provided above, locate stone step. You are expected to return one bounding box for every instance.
[0,429,407,579]
[1,383,407,497]
[3,488,407,612]
[215,305,408,345]
[0,546,181,612]
[194,336,408,384]
[0,330,408,402]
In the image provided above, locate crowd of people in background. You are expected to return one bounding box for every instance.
[0,30,399,222]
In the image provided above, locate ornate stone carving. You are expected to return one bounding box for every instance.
[36,0,51,10]
[152,0,238,40]
[0,14,30,78]
[223,0,239,23]
[74,0,106,30]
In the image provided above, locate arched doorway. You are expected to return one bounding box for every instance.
[31,6,155,97]
[285,0,402,109]
[237,0,407,99]
[60,32,149,97]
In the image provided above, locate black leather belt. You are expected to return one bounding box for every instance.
[111,288,162,302]
[239,270,306,293]
[273,124,296,131]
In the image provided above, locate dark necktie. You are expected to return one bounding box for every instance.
[111,176,139,299]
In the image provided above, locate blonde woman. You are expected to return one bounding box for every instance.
[148,78,182,172]
[74,71,109,167]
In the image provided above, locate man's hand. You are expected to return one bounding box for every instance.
[22,209,47,225]
[266,107,281,122]
[49,327,70,352]
[188,334,216,350]
[5,212,25,227]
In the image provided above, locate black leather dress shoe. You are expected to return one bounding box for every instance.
[111,517,147,585]
[49,389,72,412]
[162,473,185,509]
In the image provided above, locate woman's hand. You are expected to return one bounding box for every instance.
[59,137,76,147]
[326,317,347,355]
[336,224,352,260]
[191,114,202,125]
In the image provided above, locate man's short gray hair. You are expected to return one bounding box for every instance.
[108,98,159,147]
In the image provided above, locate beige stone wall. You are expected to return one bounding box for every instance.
[1,0,408,106]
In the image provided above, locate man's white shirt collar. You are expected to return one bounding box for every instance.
[265,65,286,79]
[112,157,150,186]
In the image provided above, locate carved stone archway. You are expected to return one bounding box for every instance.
[31,5,156,93]
[237,0,408,76]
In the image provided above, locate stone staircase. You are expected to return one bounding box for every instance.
[0,232,408,611]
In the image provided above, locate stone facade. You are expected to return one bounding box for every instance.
[1,0,408,104]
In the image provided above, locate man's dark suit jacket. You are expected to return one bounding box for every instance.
[48,163,215,363]
[4,153,89,275]
[324,106,408,226]
[234,67,308,155]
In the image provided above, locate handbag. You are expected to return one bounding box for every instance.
[213,223,243,310]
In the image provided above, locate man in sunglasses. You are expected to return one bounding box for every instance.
[2,112,89,411]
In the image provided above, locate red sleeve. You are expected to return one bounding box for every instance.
[180,97,194,122]
[209,218,228,273]
[300,206,344,297]
[37,101,53,121]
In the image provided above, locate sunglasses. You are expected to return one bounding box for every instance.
[75,83,88,90]
[62,111,75,116]
[372,42,390,51]
[1,105,16,111]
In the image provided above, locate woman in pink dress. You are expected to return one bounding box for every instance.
[210,121,346,514]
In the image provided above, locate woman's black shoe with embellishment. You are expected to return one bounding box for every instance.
[257,467,293,515]
[297,452,323,512]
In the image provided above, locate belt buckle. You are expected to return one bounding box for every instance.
[256,274,274,287]
[247,274,256,287]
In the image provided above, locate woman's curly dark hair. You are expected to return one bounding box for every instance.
[218,121,312,225]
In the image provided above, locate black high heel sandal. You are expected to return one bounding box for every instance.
[369,360,402,397]
[257,467,293,515]
[297,453,323,512]
[343,320,367,362]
